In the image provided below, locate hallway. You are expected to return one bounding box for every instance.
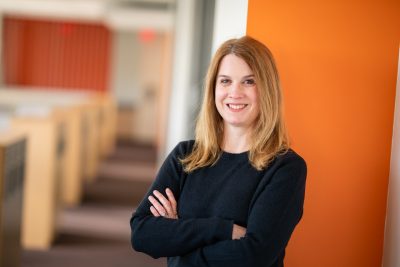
[21,141,166,267]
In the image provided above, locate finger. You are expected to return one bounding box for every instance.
[153,190,173,216]
[148,195,166,216]
[150,206,161,217]
[165,188,177,215]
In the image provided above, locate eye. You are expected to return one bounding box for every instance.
[243,79,256,86]
[219,79,231,86]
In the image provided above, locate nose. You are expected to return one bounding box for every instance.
[228,82,244,98]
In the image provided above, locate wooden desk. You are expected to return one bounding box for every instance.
[0,130,26,267]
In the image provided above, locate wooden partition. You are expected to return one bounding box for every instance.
[0,94,81,207]
[56,106,83,206]
[97,94,117,158]
[10,110,65,250]
[0,88,116,249]
[0,88,117,205]
[0,130,26,266]
[79,101,101,182]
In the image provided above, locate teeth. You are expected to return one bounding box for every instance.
[228,104,246,110]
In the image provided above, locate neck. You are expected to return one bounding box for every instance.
[221,124,252,153]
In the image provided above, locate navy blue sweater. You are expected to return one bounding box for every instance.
[130,140,307,267]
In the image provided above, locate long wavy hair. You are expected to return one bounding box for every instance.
[181,36,289,172]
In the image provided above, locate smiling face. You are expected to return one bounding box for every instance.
[215,54,260,131]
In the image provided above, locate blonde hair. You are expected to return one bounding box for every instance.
[181,36,289,172]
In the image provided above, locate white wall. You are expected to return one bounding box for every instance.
[165,0,248,154]
[134,34,164,143]
[111,31,165,143]
[0,14,3,86]
[383,49,400,267]
[212,0,248,54]
[165,0,197,153]
[111,31,140,106]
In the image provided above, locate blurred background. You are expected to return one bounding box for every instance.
[1,1,399,267]
[0,0,247,266]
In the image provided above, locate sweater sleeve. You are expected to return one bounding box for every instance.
[177,154,307,267]
[130,141,233,259]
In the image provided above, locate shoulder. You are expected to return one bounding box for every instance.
[267,148,307,183]
[158,140,195,177]
[170,140,195,158]
[277,149,307,170]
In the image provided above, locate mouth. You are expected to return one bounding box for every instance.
[226,104,248,111]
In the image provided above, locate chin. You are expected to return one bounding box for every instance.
[225,121,249,128]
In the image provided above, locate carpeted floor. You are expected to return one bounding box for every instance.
[21,141,166,267]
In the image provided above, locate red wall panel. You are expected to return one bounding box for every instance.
[2,17,111,92]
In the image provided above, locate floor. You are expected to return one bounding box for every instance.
[21,141,166,267]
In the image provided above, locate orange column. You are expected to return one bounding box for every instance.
[247,1,400,267]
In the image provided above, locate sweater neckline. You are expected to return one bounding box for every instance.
[221,150,249,160]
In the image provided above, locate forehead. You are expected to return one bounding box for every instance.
[217,54,253,76]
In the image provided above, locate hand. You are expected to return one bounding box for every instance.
[232,224,246,240]
[148,188,178,219]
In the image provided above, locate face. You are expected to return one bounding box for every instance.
[215,54,260,130]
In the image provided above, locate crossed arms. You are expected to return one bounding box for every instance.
[130,147,306,267]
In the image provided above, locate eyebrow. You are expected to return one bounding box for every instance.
[217,74,255,78]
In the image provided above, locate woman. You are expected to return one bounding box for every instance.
[130,36,307,267]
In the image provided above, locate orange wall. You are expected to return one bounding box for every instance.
[247,1,400,267]
[3,17,111,92]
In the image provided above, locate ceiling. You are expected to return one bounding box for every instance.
[0,0,176,31]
